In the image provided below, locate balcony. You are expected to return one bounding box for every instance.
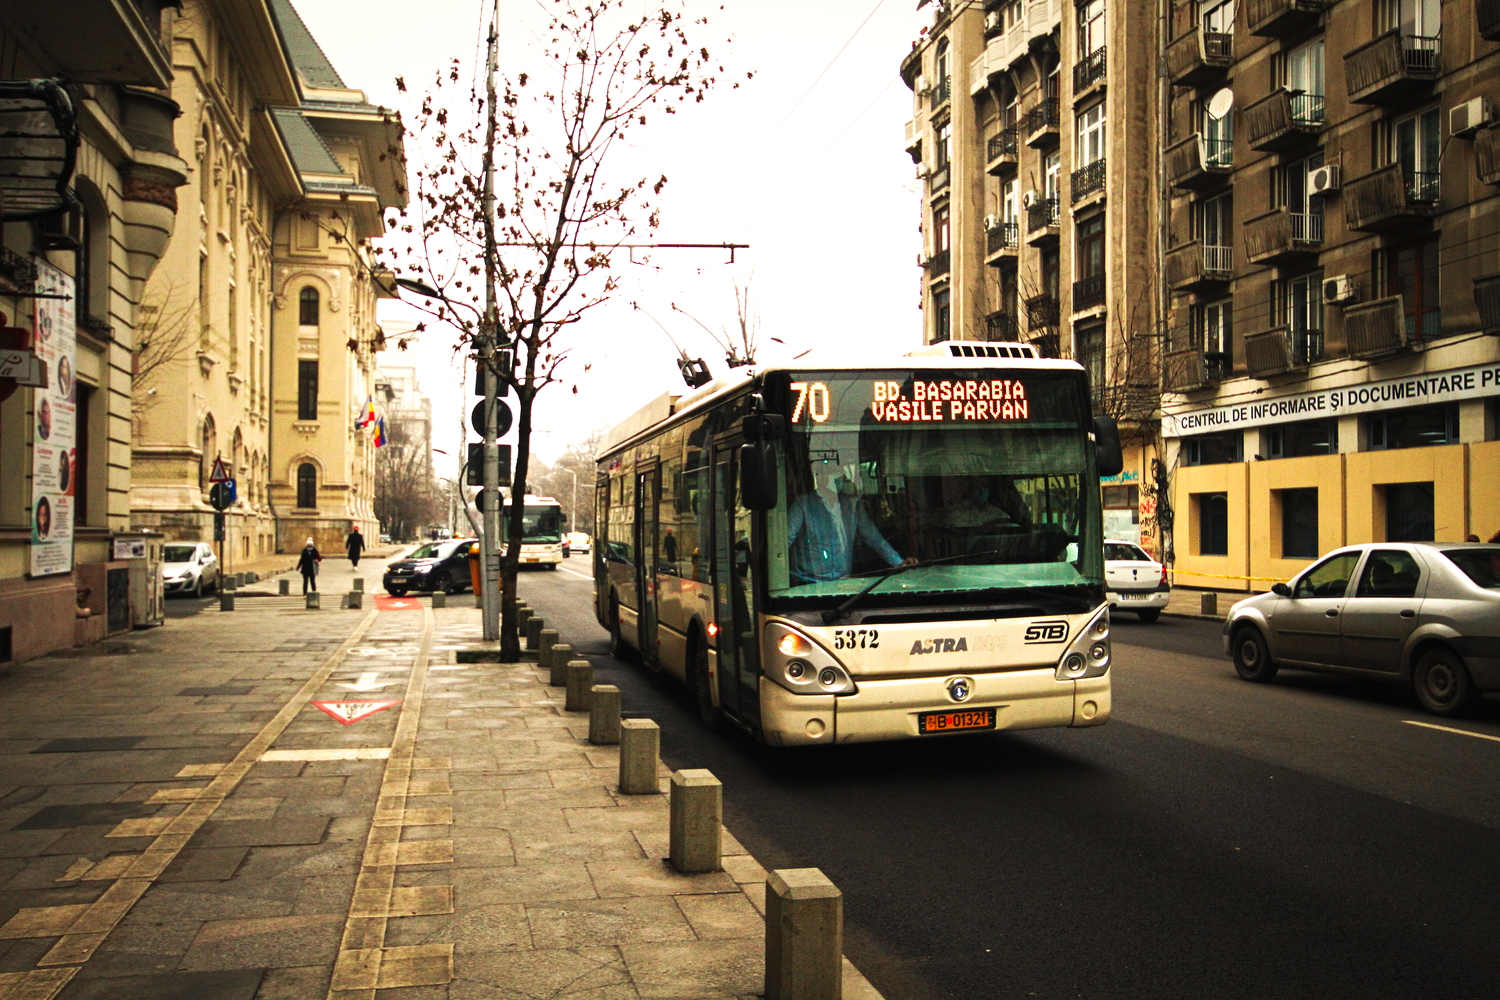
[1474,274,1500,333]
[1476,127,1500,186]
[986,127,1018,174]
[925,249,951,278]
[1244,326,1323,377]
[1244,88,1323,152]
[1024,97,1060,147]
[1167,27,1232,88]
[1071,159,1106,202]
[1166,134,1232,190]
[1344,163,1439,233]
[928,164,950,193]
[1073,274,1105,310]
[1482,0,1500,41]
[1165,241,1233,291]
[1344,296,1409,358]
[929,75,952,110]
[1165,348,1231,391]
[1345,30,1439,105]
[1244,209,1323,265]
[1247,0,1324,38]
[985,310,1021,341]
[1025,293,1059,330]
[985,221,1019,262]
[1028,0,1062,45]
[1026,197,1059,244]
[1074,47,1107,95]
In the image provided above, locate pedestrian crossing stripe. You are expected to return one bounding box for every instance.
[310,700,402,724]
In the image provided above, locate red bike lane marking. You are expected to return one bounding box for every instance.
[374,595,421,611]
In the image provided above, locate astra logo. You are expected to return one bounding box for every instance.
[910,637,968,655]
[1023,621,1069,643]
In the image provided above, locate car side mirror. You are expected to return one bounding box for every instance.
[1093,416,1123,478]
[1271,582,1291,597]
[739,442,778,511]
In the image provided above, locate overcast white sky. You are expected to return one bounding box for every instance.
[292,0,932,476]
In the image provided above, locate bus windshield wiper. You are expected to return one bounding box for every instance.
[821,550,1006,624]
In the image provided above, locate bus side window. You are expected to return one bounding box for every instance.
[681,465,708,582]
[659,458,682,575]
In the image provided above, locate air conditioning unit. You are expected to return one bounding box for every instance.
[1450,96,1494,138]
[1308,165,1341,196]
[916,74,928,95]
[1323,274,1359,305]
[983,214,1001,231]
[1022,189,1039,208]
[985,10,1001,31]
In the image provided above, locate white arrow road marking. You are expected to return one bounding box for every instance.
[342,672,390,692]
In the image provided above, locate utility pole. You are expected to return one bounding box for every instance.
[564,468,578,536]
[478,0,502,641]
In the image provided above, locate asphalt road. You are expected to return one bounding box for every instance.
[523,562,1500,1000]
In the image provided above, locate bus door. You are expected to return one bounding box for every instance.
[634,466,660,661]
[712,448,761,727]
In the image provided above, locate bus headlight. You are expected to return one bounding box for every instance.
[1055,607,1110,680]
[765,622,856,695]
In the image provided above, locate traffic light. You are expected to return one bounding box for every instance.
[466,443,512,486]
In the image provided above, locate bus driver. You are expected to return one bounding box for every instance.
[787,464,915,584]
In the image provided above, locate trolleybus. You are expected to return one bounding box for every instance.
[593,342,1122,745]
[502,494,566,568]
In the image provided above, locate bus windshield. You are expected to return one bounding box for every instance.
[505,505,563,543]
[765,369,1103,612]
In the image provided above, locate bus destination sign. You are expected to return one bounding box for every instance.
[869,378,1030,423]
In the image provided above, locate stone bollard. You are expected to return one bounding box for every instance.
[234,572,246,588]
[306,592,321,610]
[278,578,290,596]
[669,769,722,873]
[247,572,259,584]
[589,685,621,745]
[565,659,592,711]
[223,576,237,592]
[353,578,365,593]
[539,630,559,676]
[525,616,544,651]
[1200,592,1218,616]
[346,591,364,610]
[618,719,660,795]
[219,590,235,612]
[765,868,843,1000]
[516,606,533,632]
[431,591,447,609]
[548,643,573,687]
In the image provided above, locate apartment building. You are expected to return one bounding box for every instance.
[1161,0,1500,588]
[901,0,1167,552]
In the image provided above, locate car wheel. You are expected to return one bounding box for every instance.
[1232,626,1278,683]
[191,575,203,599]
[1136,609,1161,623]
[433,572,456,595]
[692,634,723,730]
[387,587,408,597]
[1413,647,1478,717]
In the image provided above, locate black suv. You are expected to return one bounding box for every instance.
[383,539,476,596]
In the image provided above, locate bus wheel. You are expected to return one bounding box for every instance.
[692,636,723,730]
[608,594,631,660]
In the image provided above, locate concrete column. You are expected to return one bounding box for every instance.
[278,578,289,595]
[618,719,660,794]
[539,629,559,672]
[432,591,447,609]
[669,769,722,873]
[525,616,544,651]
[565,659,592,711]
[219,591,235,612]
[765,868,843,1000]
[589,685,621,744]
[306,592,321,610]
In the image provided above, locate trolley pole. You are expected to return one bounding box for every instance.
[478,0,502,642]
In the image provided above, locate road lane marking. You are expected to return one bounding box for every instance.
[34,610,381,971]
[1403,720,1500,744]
[259,748,392,762]
[559,567,592,581]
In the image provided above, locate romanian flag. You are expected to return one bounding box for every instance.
[372,416,386,448]
[357,397,376,428]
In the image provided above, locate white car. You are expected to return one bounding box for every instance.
[566,531,591,555]
[1104,540,1169,622]
[163,542,219,598]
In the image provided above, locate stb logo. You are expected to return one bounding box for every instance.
[946,676,974,703]
[1023,621,1069,643]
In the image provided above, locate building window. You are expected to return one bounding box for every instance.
[1387,108,1440,203]
[1078,0,1106,56]
[1367,404,1457,450]
[1198,193,1232,251]
[1194,492,1230,556]
[1265,419,1337,459]
[1383,482,1434,542]
[1201,102,1233,166]
[1377,0,1440,37]
[297,463,317,509]
[1202,0,1234,34]
[297,360,319,421]
[74,384,93,526]
[1278,488,1319,559]
[1076,213,1105,306]
[1183,431,1242,466]
[933,288,951,343]
[1282,37,1325,123]
[1280,152,1325,241]
[1076,324,1104,399]
[1379,237,1440,341]
[1197,298,1232,378]
[1076,101,1106,167]
[199,415,216,491]
[1279,271,1324,364]
[299,287,319,327]
[1044,149,1060,202]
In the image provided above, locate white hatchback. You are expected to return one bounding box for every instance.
[1105,541,1170,622]
[162,541,219,598]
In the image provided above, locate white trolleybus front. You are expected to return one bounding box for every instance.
[503,495,566,568]
[592,342,1123,745]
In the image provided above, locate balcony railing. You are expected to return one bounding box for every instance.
[1025,293,1059,330]
[1071,159,1106,201]
[1166,134,1232,190]
[1245,326,1323,377]
[925,249,951,277]
[1165,348,1231,391]
[929,75,951,110]
[1024,97,1060,144]
[1165,240,1234,290]
[985,310,1021,341]
[1027,197,1059,233]
[1166,27,1233,88]
[1073,274,1105,310]
[1247,0,1324,37]
[1243,209,1322,265]
[1482,0,1500,41]
[1344,296,1409,358]
[1244,88,1323,151]
[1073,47,1107,93]
[987,127,1018,169]
[1345,30,1440,104]
[986,221,1019,255]
[1345,162,1439,233]
[1474,273,1500,333]
[1477,127,1500,186]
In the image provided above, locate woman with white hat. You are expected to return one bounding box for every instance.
[296,537,322,595]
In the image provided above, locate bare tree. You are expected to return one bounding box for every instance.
[530,427,608,535]
[131,283,198,420]
[375,420,442,542]
[386,1,737,659]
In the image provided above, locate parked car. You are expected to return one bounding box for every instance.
[162,542,218,598]
[379,532,392,544]
[1104,540,1169,622]
[383,539,477,596]
[1224,543,1500,716]
[566,531,591,555]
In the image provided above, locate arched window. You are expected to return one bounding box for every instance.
[297,463,317,509]
[199,415,217,491]
[299,287,319,327]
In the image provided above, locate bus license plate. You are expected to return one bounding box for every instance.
[917,708,995,735]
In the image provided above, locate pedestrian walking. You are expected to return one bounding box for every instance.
[297,537,322,595]
[346,526,365,568]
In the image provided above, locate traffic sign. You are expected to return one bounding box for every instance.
[310,700,402,725]
[208,456,231,483]
[209,479,236,511]
[471,398,513,438]
[213,512,226,540]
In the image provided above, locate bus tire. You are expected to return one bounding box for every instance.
[608,593,631,660]
[691,633,723,731]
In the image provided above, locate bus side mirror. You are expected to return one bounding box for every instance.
[1093,416,1123,478]
[1272,582,1291,597]
[739,442,778,510]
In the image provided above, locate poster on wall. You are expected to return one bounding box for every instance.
[30,259,75,578]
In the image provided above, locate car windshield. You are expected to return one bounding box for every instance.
[164,545,197,563]
[1439,547,1500,588]
[1104,543,1149,562]
[504,505,563,543]
[408,541,463,560]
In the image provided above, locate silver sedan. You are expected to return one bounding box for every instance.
[1223,543,1500,717]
